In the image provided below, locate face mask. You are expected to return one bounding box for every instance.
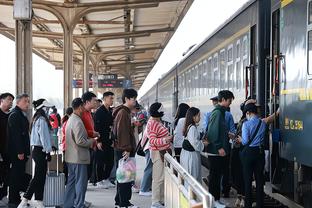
[246,114,251,120]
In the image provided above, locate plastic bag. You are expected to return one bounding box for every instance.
[116,157,136,183]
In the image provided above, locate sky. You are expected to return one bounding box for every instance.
[138,0,249,98]
[0,0,249,108]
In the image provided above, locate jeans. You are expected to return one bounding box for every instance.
[140,150,152,192]
[24,147,47,201]
[64,163,88,208]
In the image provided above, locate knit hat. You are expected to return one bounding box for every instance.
[33,99,54,111]
[149,102,164,118]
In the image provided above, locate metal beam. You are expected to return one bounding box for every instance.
[32,19,128,25]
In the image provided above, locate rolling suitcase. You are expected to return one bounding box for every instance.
[43,152,65,207]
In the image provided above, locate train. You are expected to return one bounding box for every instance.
[140,0,312,207]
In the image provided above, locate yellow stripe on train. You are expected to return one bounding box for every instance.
[280,88,312,101]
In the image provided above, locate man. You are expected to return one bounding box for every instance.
[64,98,97,208]
[113,89,138,208]
[7,94,30,207]
[206,90,234,207]
[81,91,100,187]
[93,91,115,189]
[0,93,14,206]
[203,96,236,197]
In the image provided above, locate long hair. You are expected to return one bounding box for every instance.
[174,103,190,127]
[31,108,52,132]
[183,107,200,137]
[61,107,73,124]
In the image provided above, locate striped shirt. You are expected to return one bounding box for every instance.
[146,118,171,151]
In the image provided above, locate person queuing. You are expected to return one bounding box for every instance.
[180,107,208,183]
[93,91,115,189]
[112,89,138,208]
[0,93,14,206]
[173,103,190,162]
[7,94,31,207]
[146,102,172,208]
[81,91,100,188]
[18,99,54,208]
[64,98,97,208]
[61,107,73,184]
[206,90,234,208]
[202,95,236,197]
[236,101,279,208]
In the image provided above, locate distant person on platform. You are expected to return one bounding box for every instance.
[64,98,97,208]
[7,94,30,207]
[93,91,115,189]
[0,93,14,206]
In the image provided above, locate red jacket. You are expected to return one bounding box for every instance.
[81,111,95,138]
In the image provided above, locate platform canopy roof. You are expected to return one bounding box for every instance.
[0,0,193,90]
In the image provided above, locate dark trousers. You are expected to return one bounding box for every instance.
[88,149,96,183]
[63,151,68,184]
[0,153,9,199]
[174,148,182,163]
[231,147,244,195]
[208,156,226,201]
[114,150,133,207]
[241,147,265,208]
[24,147,47,201]
[9,158,26,204]
[221,154,231,195]
[96,146,114,182]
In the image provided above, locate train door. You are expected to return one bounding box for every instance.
[270,8,282,189]
[245,26,257,99]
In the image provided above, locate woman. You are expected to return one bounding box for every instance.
[237,102,279,208]
[18,99,54,208]
[180,107,208,183]
[146,102,172,208]
[173,103,190,162]
[61,107,73,184]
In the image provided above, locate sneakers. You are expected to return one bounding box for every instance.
[1,197,8,205]
[234,198,241,207]
[151,202,164,208]
[240,199,245,207]
[139,191,152,196]
[131,186,140,193]
[84,200,92,208]
[213,200,226,208]
[17,198,29,208]
[96,179,115,189]
[120,204,139,208]
[34,200,44,208]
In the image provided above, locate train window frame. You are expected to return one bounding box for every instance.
[236,39,242,90]
[203,60,208,96]
[213,53,219,92]
[220,49,226,89]
[227,44,234,89]
[208,57,213,92]
[309,1,312,25]
[243,35,248,59]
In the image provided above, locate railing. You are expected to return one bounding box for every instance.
[164,153,214,208]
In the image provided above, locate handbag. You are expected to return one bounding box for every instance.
[182,125,195,152]
[135,137,149,157]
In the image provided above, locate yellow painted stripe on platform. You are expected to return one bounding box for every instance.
[281,0,294,8]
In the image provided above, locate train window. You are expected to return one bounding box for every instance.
[207,57,212,90]
[220,49,226,89]
[236,40,242,90]
[309,1,312,25]
[213,53,219,91]
[243,36,248,57]
[198,63,202,96]
[228,45,235,89]
[308,31,312,75]
[203,60,208,95]
[194,65,199,96]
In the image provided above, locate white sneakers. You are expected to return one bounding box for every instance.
[131,186,140,193]
[118,204,139,208]
[150,202,165,208]
[138,191,152,197]
[96,179,115,189]
[17,198,29,208]
[34,200,44,208]
[213,200,226,208]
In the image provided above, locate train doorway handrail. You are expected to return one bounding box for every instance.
[164,153,214,208]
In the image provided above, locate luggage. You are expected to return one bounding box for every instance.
[43,152,65,207]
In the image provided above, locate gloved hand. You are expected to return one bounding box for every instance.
[46,153,51,162]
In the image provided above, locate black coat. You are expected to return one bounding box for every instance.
[7,106,30,160]
[94,105,113,146]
